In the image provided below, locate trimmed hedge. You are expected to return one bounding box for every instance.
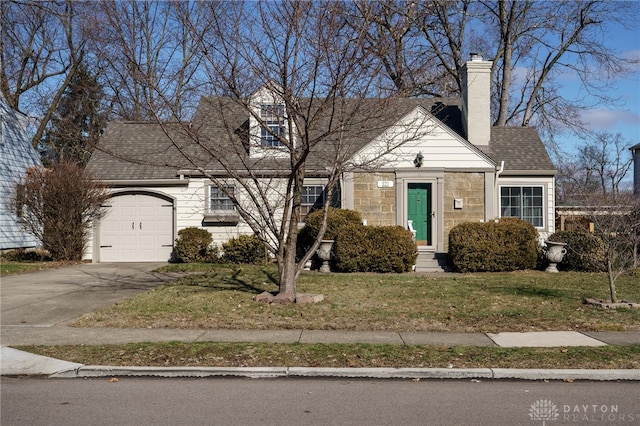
[174,227,218,263]
[297,208,417,273]
[333,225,417,273]
[296,208,363,262]
[547,231,606,272]
[222,234,268,264]
[448,218,538,272]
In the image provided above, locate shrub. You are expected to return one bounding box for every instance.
[222,234,268,264]
[331,223,368,272]
[297,208,416,273]
[173,227,217,263]
[0,248,52,262]
[448,218,538,272]
[333,225,417,273]
[547,231,606,272]
[12,162,109,261]
[297,208,363,262]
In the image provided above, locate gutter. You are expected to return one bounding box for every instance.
[100,179,189,187]
[499,169,558,176]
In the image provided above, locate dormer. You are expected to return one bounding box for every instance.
[248,83,293,158]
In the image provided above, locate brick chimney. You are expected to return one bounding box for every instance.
[461,54,492,147]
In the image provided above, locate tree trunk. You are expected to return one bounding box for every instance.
[273,167,306,304]
[495,0,513,126]
[274,228,299,303]
[607,260,617,302]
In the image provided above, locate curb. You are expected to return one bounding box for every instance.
[49,366,640,381]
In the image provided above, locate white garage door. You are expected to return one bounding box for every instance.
[99,194,174,262]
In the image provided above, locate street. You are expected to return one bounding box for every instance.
[2,377,639,425]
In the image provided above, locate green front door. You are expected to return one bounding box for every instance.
[407,183,432,246]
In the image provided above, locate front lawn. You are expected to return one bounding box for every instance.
[18,342,640,370]
[72,264,640,332]
[0,260,69,276]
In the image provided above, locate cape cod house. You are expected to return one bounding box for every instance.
[86,56,557,271]
[0,94,42,250]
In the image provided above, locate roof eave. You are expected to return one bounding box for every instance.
[98,179,189,187]
[500,169,557,176]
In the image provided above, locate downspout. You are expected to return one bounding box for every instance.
[494,161,505,220]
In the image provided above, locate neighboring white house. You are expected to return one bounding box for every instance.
[0,94,42,250]
[86,56,557,270]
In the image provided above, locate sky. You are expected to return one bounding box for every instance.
[555,21,640,155]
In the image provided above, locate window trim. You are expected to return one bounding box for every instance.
[208,184,236,212]
[204,183,239,224]
[260,104,287,149]
[499,184,545,228]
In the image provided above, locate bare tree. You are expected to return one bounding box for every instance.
[586,194,640,303]
[555,132,633,205]
[580,132,634,198]
[0,0,88,148]
[353,0,638,141]
[85,1,204,120]
[11,162,109,261]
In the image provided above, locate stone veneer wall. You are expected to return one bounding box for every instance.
[352,172,396,226]
[443,172,485,249]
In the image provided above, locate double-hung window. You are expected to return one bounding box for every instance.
[300,185,325,217]
[500,186,544,227]
[260,104,286,148]
[209,185,235,212]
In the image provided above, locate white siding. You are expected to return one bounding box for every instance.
[352,108,495,171]
[0,95,42,250]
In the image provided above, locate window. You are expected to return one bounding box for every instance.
[209,185,235,212]
[500,186,543,227]
[301,185,325,217]
[260,104,286,148]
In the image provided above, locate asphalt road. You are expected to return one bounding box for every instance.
[2,377,639,425]
[0,263,173,326]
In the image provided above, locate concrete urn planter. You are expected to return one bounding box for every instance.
[544,240,567,273]
[317,240,334,273]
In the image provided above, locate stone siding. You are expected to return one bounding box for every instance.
[352,172,396,226]
[443,172,485,249]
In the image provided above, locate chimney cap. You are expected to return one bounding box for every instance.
[470,53,483,61]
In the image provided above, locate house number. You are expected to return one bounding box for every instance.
[377,181,394,188]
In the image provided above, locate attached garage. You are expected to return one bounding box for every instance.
[98,192,174,262]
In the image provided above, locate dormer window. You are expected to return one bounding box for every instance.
[260,104,286,148]
[248,83,293,158]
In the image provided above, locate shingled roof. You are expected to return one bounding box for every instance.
[87,96,555,181]
[483,127,556,174]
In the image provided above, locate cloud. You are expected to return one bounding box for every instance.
[581,108,640,128]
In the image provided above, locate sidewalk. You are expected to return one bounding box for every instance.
[2,326,640,381]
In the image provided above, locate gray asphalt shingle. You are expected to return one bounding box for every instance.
[86,97,555,180]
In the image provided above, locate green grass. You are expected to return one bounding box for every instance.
[0,260,67,276]
[72,264,640,333]
[17,342,640,370]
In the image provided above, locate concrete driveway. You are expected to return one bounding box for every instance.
[1,263,177,326]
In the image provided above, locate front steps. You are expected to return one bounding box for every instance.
[415,251,448,273]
